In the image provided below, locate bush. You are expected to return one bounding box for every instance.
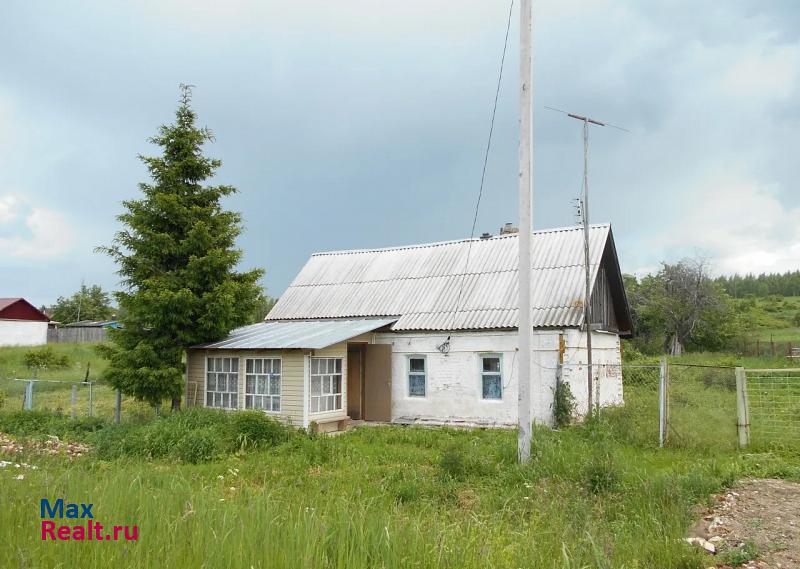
[440,445,466,479]
[23,347,70,373]
[228,411,292,450]
[175,427,220,463]
[719,539,759,567]
[583,452,620,494]
[138,417,200,459]
[553,380,576,428]
[92,424,142,460]
[0,410,66,437]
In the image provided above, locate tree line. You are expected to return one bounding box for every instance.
[715,271,800,298]
[625,261,800,356]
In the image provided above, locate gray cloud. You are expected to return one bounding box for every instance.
[0,0,797,305]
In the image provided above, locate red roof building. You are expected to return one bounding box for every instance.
[0,298,49,346]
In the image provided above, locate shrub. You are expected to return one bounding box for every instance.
[228,411,292,450]
[440,445,466,479]
[583,452,620,494]
[553,380,576,428]
[175,427,220,463]
[92,424,142,460]
[22,347,70,373]
[139,419,191,459]
[719,539,759,567]
[0,410,64,437]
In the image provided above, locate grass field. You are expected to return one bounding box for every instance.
[0,344,799,568]
[0,344,167,421]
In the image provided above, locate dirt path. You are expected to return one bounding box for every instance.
[688,478,800,568]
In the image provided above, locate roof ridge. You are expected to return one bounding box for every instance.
[310,223,611,257]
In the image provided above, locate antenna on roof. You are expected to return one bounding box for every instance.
[545,105,628,416]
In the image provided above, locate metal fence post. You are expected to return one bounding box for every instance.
[70,384,77,419]
[735,367,750,448]
[87,381,93,417]
[658,358,666,448]
[115,389,122,424]
[24,380,34,411]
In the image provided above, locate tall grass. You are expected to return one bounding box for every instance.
[1,420,798,568]
[1,345,800,567]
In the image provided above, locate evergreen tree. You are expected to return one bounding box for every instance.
[99,85,263,409]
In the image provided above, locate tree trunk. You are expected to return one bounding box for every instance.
[669,334,683,356]
[171,396,181,411]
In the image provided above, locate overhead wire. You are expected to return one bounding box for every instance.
[437,0,515,354]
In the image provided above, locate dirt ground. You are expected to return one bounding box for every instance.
[688,478,800,568]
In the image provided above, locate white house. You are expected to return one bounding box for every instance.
[186,224,632,432]
[0,298,50,347]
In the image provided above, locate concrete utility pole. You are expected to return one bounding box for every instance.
[517,0,533,462]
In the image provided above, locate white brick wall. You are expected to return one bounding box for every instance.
[374,328,623,427]
[0,320,47,347]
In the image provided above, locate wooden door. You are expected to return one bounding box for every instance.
[364,344,392,422]
[347,348,363,419]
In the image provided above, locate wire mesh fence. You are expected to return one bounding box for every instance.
[665,364,738,451]
[0,377,157,422]
[745,369,800,451]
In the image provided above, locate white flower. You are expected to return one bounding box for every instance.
[217,475,224,480]
[15,474,24,480]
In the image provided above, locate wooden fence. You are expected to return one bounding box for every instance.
[739,339,797,359]
[47,327,108,344]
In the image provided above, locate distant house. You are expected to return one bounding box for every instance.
[187,224,632,433]
[0,298,49,347]
[48,320,120,344]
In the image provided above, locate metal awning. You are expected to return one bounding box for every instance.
[191,318,397,350]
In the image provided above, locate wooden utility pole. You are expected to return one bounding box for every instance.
[546,108,626,416]
[580,118,594,414]
[517,0,533,462]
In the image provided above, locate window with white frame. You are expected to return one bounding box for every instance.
[245,358,281,412]
[310,357,342,413]
[480,354,502,400]
[408,356,426,397]
[206,356,239,409]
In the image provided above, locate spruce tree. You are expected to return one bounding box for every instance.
[100,85,263,409]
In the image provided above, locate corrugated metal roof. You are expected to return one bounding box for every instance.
[192,318,396,350]
[267,224,616,331]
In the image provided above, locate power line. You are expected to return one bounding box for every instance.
[543,105,630,132]
[437,0,515,354]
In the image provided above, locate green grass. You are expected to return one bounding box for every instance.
[753,326,800,342]
[0,344,168,421]
[0,343,108,381]
[0,345,798,567]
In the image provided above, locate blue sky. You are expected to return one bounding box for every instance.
[1,0,798,306]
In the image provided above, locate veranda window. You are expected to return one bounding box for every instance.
[245,358,281,412]
[310,357,342,413]
[206,357,239,409]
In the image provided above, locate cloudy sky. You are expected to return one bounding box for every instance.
[1,0,798,306]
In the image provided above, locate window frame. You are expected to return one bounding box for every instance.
[244,357,282,413]
[205,356,240,410]
[407,355,427,398]
[479,353,503,401]
[309,357,343,414]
